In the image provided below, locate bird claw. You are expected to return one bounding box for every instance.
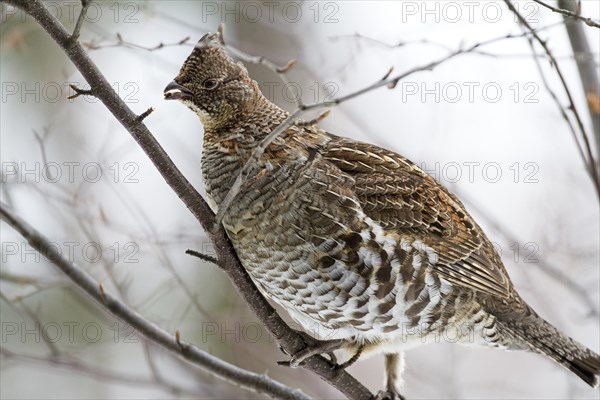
[277,344,289,356]
[277,330,344,368]
[288,338,344,367]
[373,390,406,400]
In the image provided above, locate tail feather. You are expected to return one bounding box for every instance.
[499,315,600,388]
[533,334,600,388]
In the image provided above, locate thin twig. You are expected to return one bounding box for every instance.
[185,249,218,265]
[67,83,93,99]
[70,0,90,41]
[327,25,599,60]
[137,106,155,122]
[296,110,331,127]
[32,128,52,177]
[84,33,191,52]
[0,271,49,286]
[503,0,600,199]
[533,0,600,28]
[330,32,495,58]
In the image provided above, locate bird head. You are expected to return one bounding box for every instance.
[164,33,261,129]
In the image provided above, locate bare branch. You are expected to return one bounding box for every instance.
[137,106,155,122]
[296,110,332,127]
[0,203,311,400]
[328,26,599,60]
[533,0,600,28]
[67,83,93,100]
[0,271,50,286]
[84,33,191,52]
[70,0,90,41]
[185,249,219,265]
[504,0,600,198]
[558,0,600,161]
[32,128,54,180]
[330,32,496,58]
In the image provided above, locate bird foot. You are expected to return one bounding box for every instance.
[373,390,406,400]
[277,330,344,368]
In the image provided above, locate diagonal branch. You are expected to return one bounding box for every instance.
[0,203,311,400]
[533,0,600,28]
[4,0,372,398]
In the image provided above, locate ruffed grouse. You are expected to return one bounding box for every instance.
[164,33,600,398]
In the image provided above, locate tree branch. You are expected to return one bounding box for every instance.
[185,249,219,265]
[0,203,310,400]
[4,0,372,398]
[533,0,600,28]
[558,0,600,160]
[70,0,90,41]
[84,33,191,52]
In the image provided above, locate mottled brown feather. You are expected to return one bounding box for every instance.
[324,134,511,298]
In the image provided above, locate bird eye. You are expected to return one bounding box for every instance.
[202,78,219,90]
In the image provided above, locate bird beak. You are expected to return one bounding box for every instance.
[164,80,193,100]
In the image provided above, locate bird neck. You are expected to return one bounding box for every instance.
[200,97,290,208]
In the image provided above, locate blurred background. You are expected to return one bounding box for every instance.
[1,1,599,399]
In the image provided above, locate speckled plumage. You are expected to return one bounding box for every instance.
[165,34,600,395]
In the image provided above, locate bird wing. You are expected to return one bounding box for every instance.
[324,134,512,299]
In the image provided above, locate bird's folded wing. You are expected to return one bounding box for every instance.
[324,134,511,299]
